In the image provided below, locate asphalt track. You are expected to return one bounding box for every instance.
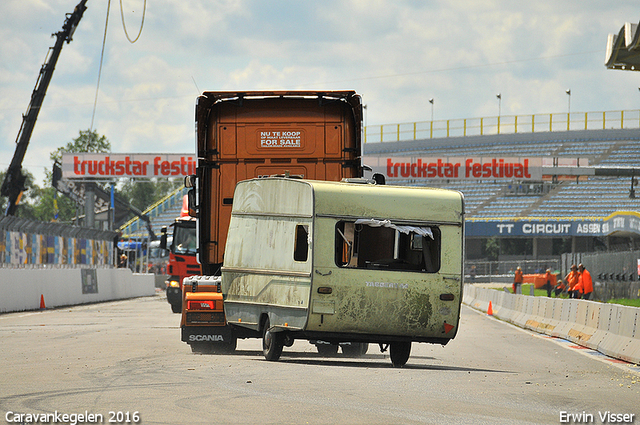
[0,293,638,425]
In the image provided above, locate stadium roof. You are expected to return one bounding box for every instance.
[605,21,640,71]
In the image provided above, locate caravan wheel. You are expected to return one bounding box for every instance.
[389,342,411,367]
[262,319,284,361]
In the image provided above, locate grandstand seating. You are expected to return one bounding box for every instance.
[119,187,187,239]
[365,129,640,219]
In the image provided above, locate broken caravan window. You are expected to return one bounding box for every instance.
[334,219,441,272]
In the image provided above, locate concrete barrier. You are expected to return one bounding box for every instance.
[463,284,640,366]
[0,267,155,313]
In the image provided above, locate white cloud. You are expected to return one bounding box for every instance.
[1,0,638,187]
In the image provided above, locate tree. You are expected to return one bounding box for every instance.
[484,237,500,261]
[118,178,183,212]
[49,129,111,168]
[33,129,112,223]
[10,129,182,224]
[0,169,40,219]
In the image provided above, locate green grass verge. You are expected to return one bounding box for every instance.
[606,299,640,307]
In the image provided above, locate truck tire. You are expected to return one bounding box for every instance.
[389,341,411,367]
[262,319,284,361]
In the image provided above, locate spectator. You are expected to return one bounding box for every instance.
[578,263,593,300]
[565,264,579,298]
[573,278,583,299]
[553,278,566,297]
[513,266,523,294]
[543,269,553,297]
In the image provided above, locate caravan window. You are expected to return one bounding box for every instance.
[293,224,309,262]
[334,220,440,273]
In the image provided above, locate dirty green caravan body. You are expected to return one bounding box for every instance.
[222,177,464,366]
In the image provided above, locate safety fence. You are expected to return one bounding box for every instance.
[465,259,560,284]
[464,284,640,365]
[0,216,117,268]
[365,109,640,143]
[562,250,640,300]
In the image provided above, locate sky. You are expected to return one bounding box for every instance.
[1,0,639,187]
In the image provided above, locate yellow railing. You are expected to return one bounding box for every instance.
[364,109,640,143]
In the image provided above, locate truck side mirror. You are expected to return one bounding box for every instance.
[160,226,168,250]
[187,189,197,217]
[184,174,196,188]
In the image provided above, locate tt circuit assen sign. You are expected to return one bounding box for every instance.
[61,153,196,179]
[364,156,543,181]
[466,212,640,238]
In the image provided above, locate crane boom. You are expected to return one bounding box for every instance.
[1,0,88,216]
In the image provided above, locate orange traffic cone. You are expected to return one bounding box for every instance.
[487,301,493,316]
[40,294,46,310]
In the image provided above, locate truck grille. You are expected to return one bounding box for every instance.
[186,312,225,324]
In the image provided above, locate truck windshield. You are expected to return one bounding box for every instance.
[335,220,441,273]
[173,224,197,255]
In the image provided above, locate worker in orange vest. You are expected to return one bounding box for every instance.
[553,278,566,297]
[578,263,593,300]
[513,266,523,294]
[573,279,583,299]
[565,264,579,298]
[543,269,554,297]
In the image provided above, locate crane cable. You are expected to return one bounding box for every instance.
[119,0,146,44]
[90,0,146,132]
[90,0,111,133]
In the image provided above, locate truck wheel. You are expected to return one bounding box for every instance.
[389,342,411,367]
[342,342,368,357]
[316,343,339,356]
[262,320,284,361]
[170,303,182,314]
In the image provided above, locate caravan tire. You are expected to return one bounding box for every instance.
[262,319,284,361]
[389,342,411,367]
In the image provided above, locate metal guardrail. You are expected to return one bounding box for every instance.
[365,109,640,143]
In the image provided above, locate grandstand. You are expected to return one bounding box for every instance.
[363,128,640,263]
[119,187,187,239]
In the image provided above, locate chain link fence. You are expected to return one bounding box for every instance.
[562,251,640,301]
[466,259,560,284]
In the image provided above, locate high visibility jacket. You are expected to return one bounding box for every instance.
[579,270,593,294]
[514,269,523,284]
[573,280,584,295]
[565,271,579,290]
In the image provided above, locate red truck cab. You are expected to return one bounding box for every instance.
[162,197,201,313]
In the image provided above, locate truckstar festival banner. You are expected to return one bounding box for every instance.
[61,153,196,179]
[363,156,543,181]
